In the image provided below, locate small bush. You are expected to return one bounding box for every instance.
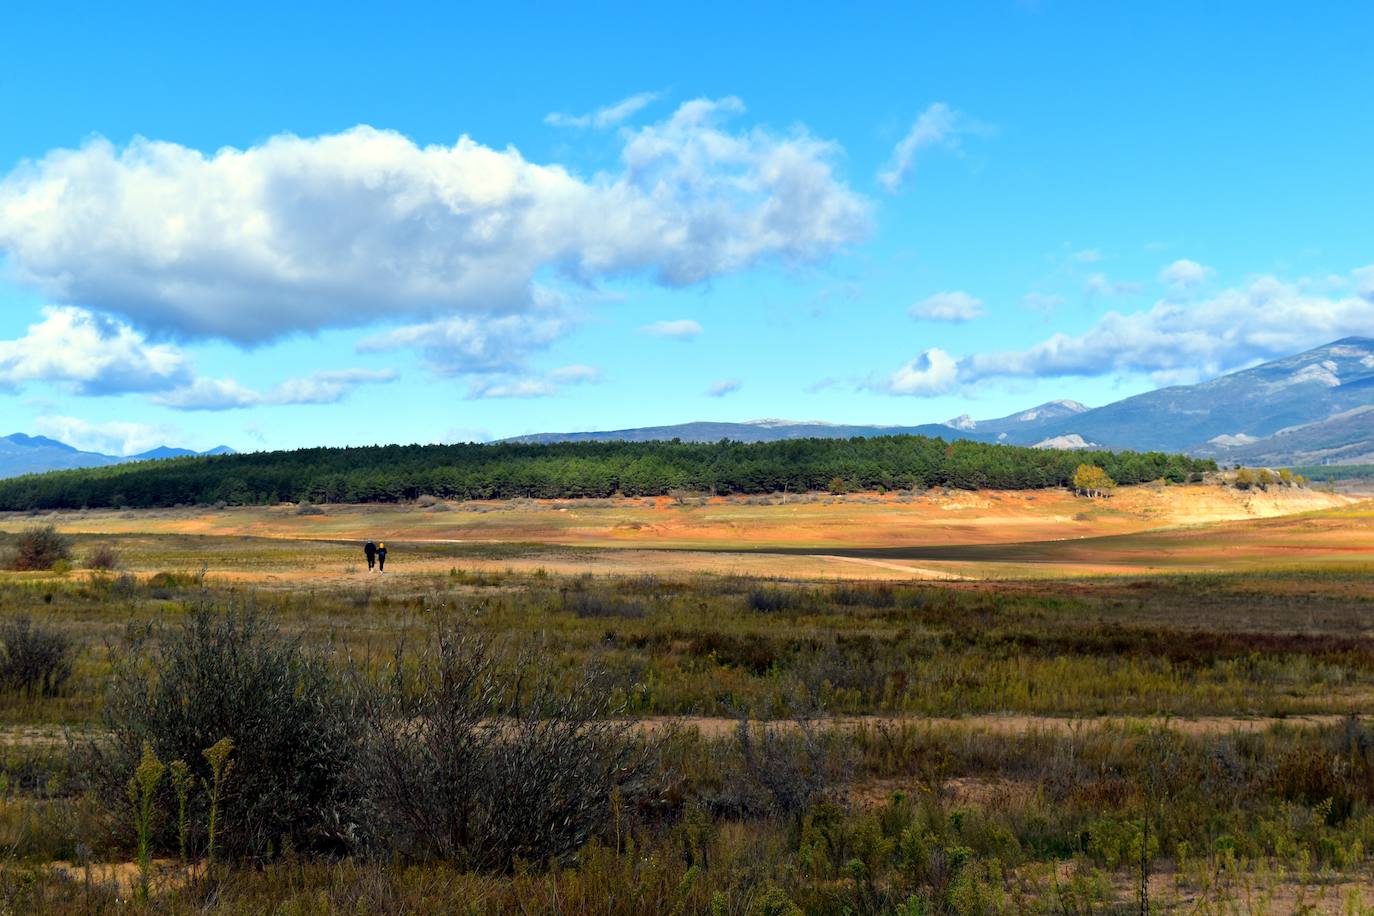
[415,494,440,508]
[296,504,326,516]
[705,715,847,823]
[97,607,370,860]
[563,590,647,619]
[0,616,74,698]
[84,542,122,571]
[144,570,198,598]
[828,585,897,608]
[747,587,805,613]
[6,526,72,571]
[366,630,663,870]
[110,573,138,598]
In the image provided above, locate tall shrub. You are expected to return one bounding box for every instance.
[98,607,369,859]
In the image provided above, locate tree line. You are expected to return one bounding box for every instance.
[0,436,1217,510]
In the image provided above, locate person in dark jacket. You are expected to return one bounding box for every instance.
[364,539,377,572]
[377,542,388,573]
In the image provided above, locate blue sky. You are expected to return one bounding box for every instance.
[2,2,1372,454]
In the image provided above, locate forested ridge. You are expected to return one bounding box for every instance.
[0,436,1216,510]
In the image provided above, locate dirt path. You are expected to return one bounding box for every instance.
[9,713,1350,749]
[814,555,963,579]
[642,712,1359,738]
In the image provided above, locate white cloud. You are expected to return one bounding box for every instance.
[1022,292,1064,313]
[804,377,839,394]
[1069,248,1103,264]
[0,306,190,394]
[873,267,1374,396]
[641,318,703,339]
[270,369,397,404]
[466,363,602,399]
[153,369,397,410]
[1352,265,1374,300]
[909,290,984,323]
[153,378,261,410]
[707,378,741,397]
[962,271,1374,383]
[875,348,959,396]
[1158,258,1213,289]
[359,312,570,375]
[468,378,558,399]
[0,304,399,411]
[1146,367,1205,387]
[31,415,178,456]
[438,426,491,444]
[0,101,869,344]
[546,364,603,384]
[1084,273,1142,298]
[545,91,659,128]
[878,103,973,193]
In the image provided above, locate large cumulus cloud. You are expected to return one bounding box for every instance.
[0,98,870,347]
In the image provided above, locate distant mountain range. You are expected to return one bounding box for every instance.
[0,434,234,479]
[507,337,1374,465]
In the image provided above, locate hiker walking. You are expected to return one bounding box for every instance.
[364,539,377,572]
[377,542,387,573]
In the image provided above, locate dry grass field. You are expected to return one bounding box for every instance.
[3,482,1363,583]
[0,482,1372,912]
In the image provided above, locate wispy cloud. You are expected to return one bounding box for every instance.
[909,291,984,323]
[438,427,491,444]
[706,378,741,397]
[31,415,179,456]
[467,378,558,399]
[153,369,398,410]
[1357,266,1374,299]
[545,91,660,128]
[878,103,979,193]
[1084,273,1142,299]
[359,312,571,376]
[547,364,603,384]
[467,364,603,399]
[1022,292,1064,314]
[640,318,703,340]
